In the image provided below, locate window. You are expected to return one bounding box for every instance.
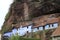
[45,25,50,29]
[53,23,58,28]
[49,23,58,29]
[33,28,38,32]
[39,27,43,30]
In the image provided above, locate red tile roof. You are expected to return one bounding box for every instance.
[52,26,60,37]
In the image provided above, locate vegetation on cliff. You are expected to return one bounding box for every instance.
[2,2,13,33]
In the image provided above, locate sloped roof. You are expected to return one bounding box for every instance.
[52,26,60,37]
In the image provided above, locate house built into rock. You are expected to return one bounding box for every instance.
[2,0,60,40]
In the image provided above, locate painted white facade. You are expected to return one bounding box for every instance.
[52,37,60,40]
[3,23,58,37]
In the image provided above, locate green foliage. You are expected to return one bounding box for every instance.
[9,34,41,40]
[2,24,7,34]
[9,34,20,40]
[22,38,41,40]
[5,12,11,21]
[2,23,12,34]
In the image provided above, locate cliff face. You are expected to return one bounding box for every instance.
[2,0,60,33]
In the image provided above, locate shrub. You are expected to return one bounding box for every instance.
[9,34,20,40]
[9,34,41,40]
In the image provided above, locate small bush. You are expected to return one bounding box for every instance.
[8,34,41,40]
[9,34,20,40]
